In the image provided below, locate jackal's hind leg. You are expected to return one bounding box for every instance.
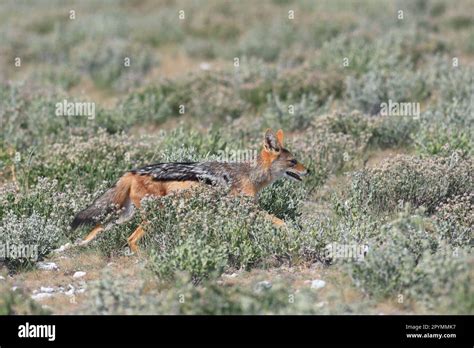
[127,225,146,253]
[79,224,104,246]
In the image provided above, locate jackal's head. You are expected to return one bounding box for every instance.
[260,129,308,182]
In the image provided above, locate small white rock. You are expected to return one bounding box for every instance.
[0,275,5,280]
[199,62,211,71]
[222,272,239,278]
[310,279,326,290]
[40,286,55,293]
[36,262,58,271]
[73,271,86,278]
[31,293,53,300]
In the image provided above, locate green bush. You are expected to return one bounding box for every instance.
[84,271,326,315]
[258,179,306,221]
[409,246,473,313]
[237,20,297,62]
[433,193,473,247]
[142,187,304,282]
[416,64,473,156]
[0,83,77,150]
[348,154,473,215]
[348,212,437,298]
[260,94,327,131]
[18,130,157,190]
[0,284,49,314]
[119,72,249,126]
[345,69,429,115]
[72,39,155,91]
[0,178,89,269]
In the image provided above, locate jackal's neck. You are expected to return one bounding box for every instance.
[248,156,275,193]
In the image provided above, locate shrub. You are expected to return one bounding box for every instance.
[348,154,473,215]
[315,34,374,74]
[416,122,472,156]
[0,178,89,269]
[345,69,429,115]
[272,68,344,103]
[348,212,438,298]
[142,187,304,282]
[72,39,155,91]
[119,72,249,126]
[18,130,157,190]
[131,9,185,47]
[0,284,48,314]
[409,246,473,313]
[347,209,473,313]
[433,193,473,247]
[84,271,325,315]
[149,237,229,284]
[31,66,80,90]
[0,82,77,150]
[416,63,473,156]
[258,179,307,221]
[237,20,297,62]
[260,94,328,131]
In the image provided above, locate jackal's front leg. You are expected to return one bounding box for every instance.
[127,224,146,253]
[262,211,286,228]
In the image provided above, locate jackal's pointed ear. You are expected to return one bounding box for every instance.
[276,129,284,147]
[264,128,280,152]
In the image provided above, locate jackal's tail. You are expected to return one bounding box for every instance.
[70,176,131,230]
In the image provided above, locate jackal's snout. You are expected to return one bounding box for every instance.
[284,160,308,182]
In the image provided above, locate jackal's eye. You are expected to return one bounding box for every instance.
[289,159,297,166]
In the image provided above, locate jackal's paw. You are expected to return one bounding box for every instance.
[52,242,73,254]
[126,237,140,255]
[271,216,287,228]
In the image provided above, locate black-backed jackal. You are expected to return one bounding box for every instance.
[71,129,308,252]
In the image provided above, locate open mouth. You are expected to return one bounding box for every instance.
[285,171,302,181]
